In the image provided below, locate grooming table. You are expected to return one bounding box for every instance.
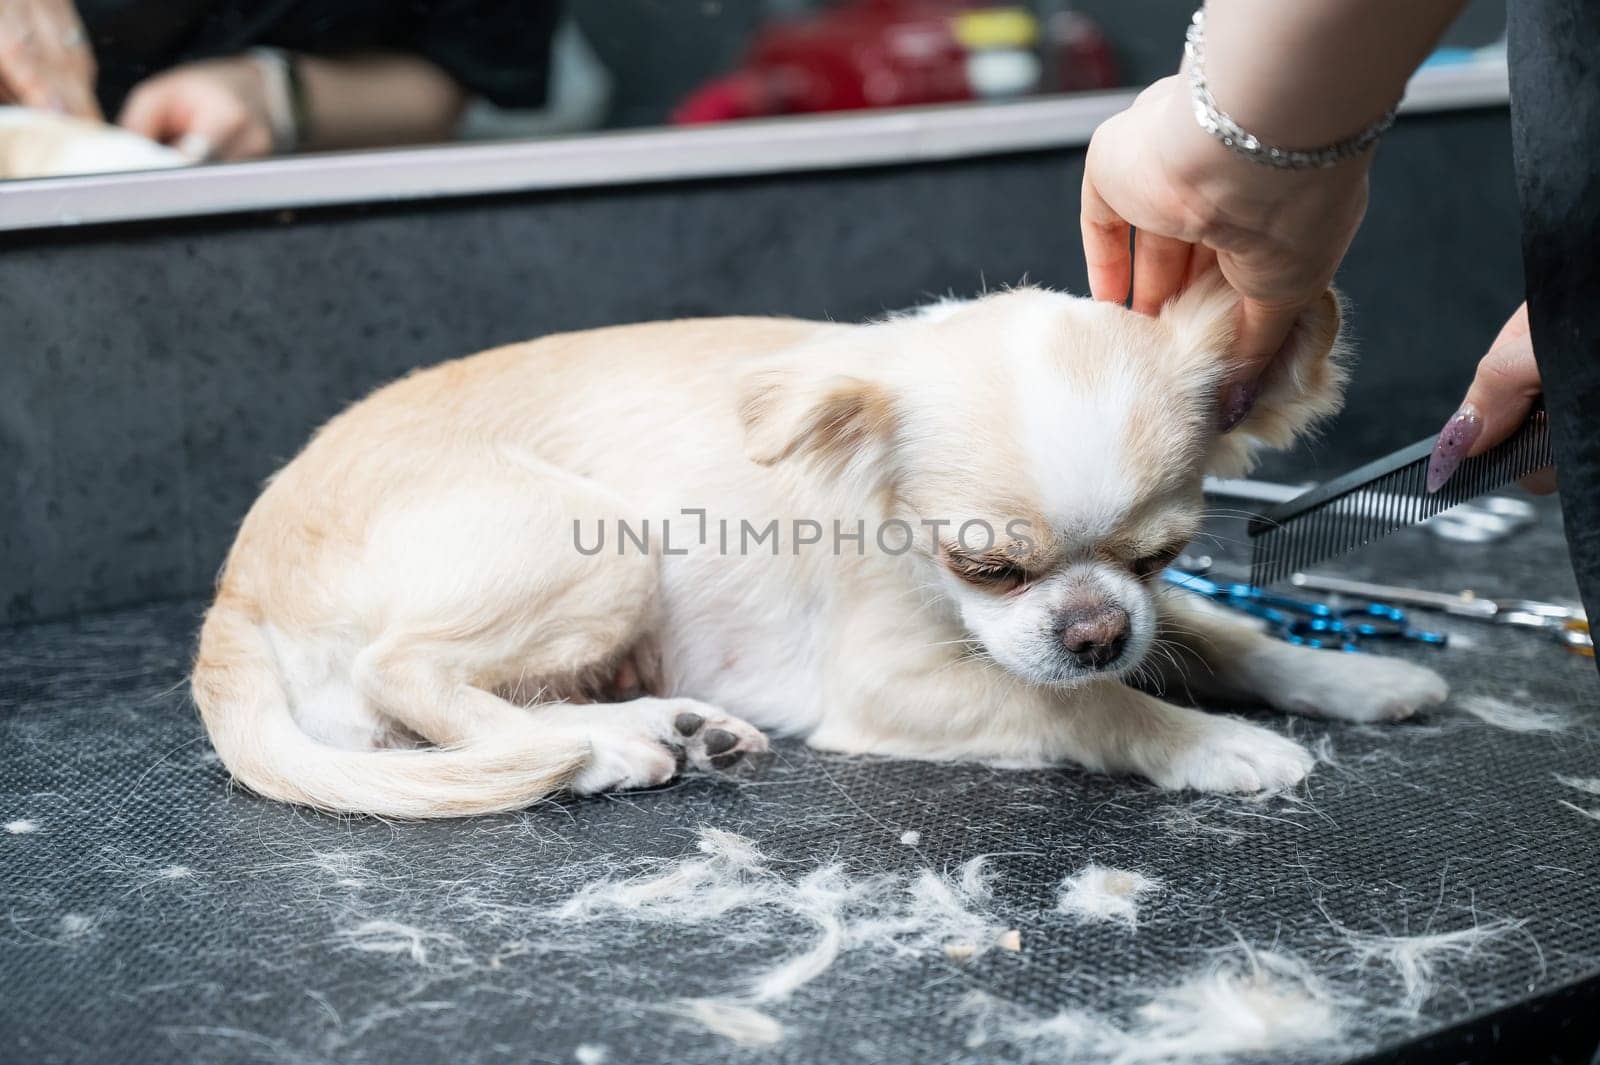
[0,81,1577,1063]
[4,500,1597,1065]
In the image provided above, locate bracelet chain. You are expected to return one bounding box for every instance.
[1185,7,1397,170]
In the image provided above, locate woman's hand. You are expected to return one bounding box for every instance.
[119,57,277,161]
[0,0,99,120]
[1081,75,1371,425]
[120,51,470,160]
[1426,303,1553,494]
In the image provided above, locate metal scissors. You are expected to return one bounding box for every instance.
[1424,495,1539,544]
[1162,570,1449,653]
[1288,572,1593,657]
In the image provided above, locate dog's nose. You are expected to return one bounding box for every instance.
[1060,606,1130,669]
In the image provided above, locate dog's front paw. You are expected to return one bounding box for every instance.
[1148,716,1314,794]
[570,697,769,795]
[1257,649,1449,724]
[666,701,770,771]
[572,734,680,794]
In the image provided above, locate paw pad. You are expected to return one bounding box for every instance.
[656,700,770,774]
[703,728,738,755]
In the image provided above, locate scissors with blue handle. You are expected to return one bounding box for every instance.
[1288,571,1592,657]
[1162,569,1449,653]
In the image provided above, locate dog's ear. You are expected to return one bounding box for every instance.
[739,369,897,474]
[1162,279,1349,477]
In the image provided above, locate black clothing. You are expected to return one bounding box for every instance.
[78,0,559,116]
[1507,0,1600,673]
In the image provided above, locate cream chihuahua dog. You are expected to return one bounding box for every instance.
[192,279,1447,818]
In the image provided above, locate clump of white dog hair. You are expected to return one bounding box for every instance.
[1056,865,1161,929]
[964,946,1345,1063]
[1455,694,1568,734]
[573,1042,608,1064]
[1146,799,1259,844]
[1556,775,1600,796]
[550,828,1010,1046]
[5,819,38,834]
[1557,801,1600,823]
[335,919,473,970]
[552,827,770,924]
[59,914,96,939]
[1325,917,1523,1016]
[123,863,197,892]
[1554,775,1600,821]
[664,999,785,1047]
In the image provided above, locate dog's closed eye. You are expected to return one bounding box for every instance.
[944,548,1030,592]
[1129,542,1187,579]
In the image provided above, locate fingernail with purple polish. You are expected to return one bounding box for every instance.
[1218,381,1259,433]
[1425,405,1482,494]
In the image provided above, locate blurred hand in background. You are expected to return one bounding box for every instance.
[118,57,276,161]
[120,51,470,162]
[0,0,99,120]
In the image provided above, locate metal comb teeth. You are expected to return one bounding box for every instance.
[1247,410,1552,586]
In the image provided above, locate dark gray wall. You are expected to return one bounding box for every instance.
[0,107,1522,625]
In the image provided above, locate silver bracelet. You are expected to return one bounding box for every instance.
[249,47,300,155]
[1184,7,1396,169]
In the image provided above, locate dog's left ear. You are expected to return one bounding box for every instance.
[739,368,898,475]
[1162,279,1349,476]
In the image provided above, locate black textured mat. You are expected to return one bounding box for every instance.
[3,506,1599,1065]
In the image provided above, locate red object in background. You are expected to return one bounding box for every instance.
[1047,11,1119,94]
[673,1,1118,125]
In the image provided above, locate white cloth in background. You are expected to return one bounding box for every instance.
[0,106,189,180]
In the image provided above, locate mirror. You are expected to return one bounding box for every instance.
[0,1,1509,183]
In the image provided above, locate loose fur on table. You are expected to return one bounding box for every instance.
[1551,773,1600,821]
[1557,801,1600,823]
[1056,864,1162,929]
[1323,918,1523,1017]
[547,829,1009,1043]
[963,946,1347,1063]
[664,999,786,1048]
[528,825,1541,1054]
[336,919,474,970]
[1455,694,1569,734]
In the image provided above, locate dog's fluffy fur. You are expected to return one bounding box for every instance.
[192,280,1447,817]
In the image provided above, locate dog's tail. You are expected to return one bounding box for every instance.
[191,594,587,819]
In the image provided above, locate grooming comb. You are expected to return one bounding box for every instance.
[1247,410,1552,585]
